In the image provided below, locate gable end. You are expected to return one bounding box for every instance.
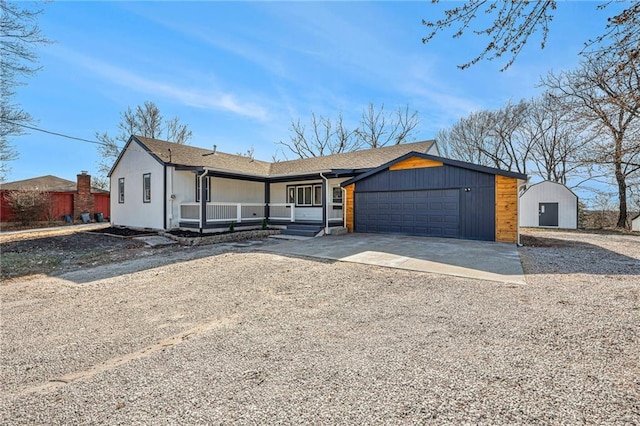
[389,156,443,171]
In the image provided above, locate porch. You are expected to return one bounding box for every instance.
[178,201,343,230]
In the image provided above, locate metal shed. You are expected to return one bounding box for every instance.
[519,181,578,229]
[341,153,527,243]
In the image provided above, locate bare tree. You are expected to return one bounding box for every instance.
[278,113,358,159]
[96,101,193,180]
[437,110,495,166]
[542,55,640,228]
[422,1,639,72]
[523,92,586,185]
[236,146,255,159]
[278,103,419,159]
[356,103,420,148]
[590,190,617,229]
[0,1,50,181]
[438,100,531,174]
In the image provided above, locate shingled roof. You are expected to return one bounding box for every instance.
[270,140,436,175]
[0,175,108,193]
[1,175,76,192]
[131,135,436,177]
[134,136,272,176]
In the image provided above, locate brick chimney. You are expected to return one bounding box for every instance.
[74,171,94,220]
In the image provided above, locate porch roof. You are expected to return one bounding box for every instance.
[131,135,437,178]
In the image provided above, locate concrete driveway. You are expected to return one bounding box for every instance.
[262,233,525,284]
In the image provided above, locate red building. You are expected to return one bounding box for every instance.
[0,172,110,223]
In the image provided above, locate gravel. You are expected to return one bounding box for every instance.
[1,230,638,424]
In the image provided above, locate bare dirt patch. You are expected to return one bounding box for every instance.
[520,227,638,248]
[1,232,149,281]
[86,227,157,238]
[1,226,279,281]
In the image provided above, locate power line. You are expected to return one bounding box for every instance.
[1,119,121,148]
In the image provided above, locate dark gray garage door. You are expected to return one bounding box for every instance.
[355,189,460,238]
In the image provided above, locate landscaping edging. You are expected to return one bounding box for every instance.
[160,229,281,246]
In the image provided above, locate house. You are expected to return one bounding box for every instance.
[519,181,578,229]
[109,135,527,242]
[0,172,110,223]
[632,214,640,232]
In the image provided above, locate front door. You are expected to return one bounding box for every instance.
[539,202,559,227]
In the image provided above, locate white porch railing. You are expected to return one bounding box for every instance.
[180,202,266,223]
[180,202,343,223]
[268,203,295,222]
[180,203,200,221]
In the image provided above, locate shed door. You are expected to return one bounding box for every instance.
[354,189,460,238]
[539,202,559,227]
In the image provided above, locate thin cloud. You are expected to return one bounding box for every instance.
[138,13,289,79]
[49,47,269,121]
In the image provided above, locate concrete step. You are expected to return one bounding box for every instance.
[285,224,324,231]
[269,234,312,241]
[281,228,320,237]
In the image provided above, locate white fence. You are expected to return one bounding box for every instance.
[268,203,295,221]
[180,202,265,223]
[180,202,342,223]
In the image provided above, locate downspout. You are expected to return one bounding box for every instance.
[168,166,174,229]
[198,167,214,232]
[320,172,329,234]
[163,164,167,230]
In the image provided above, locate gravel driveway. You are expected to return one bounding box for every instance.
[1,230,638,424]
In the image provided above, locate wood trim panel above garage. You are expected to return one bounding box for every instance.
[389,157,443,171]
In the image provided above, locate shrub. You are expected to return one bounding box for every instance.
[4,188,53,226]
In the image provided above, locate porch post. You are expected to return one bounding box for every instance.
[236,203,242,223]
[264,181,270,222]
[199,172,207,232]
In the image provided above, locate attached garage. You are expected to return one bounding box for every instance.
[342,153,527,243]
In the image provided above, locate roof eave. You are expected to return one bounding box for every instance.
[341,151,528,187]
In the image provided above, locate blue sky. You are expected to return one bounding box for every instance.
[7,1,612,193]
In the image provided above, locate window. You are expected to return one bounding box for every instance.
[313,185,322,205]
[118,178,125,203]
[332,187,343,204]
[287,183,323,206]
[143,173,151,203]
[297,186,312,206]
[195,176,210,202]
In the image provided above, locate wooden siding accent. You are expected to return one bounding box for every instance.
[389,157,443,171]
[495,175,518,243]
[345,183,355,232]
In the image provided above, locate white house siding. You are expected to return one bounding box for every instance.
[269,178,348,222]
[110,143,165,230]
[519,181,578,229]
[167,169,196,229]
[210,177,264,203]
[632,216,640,232]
